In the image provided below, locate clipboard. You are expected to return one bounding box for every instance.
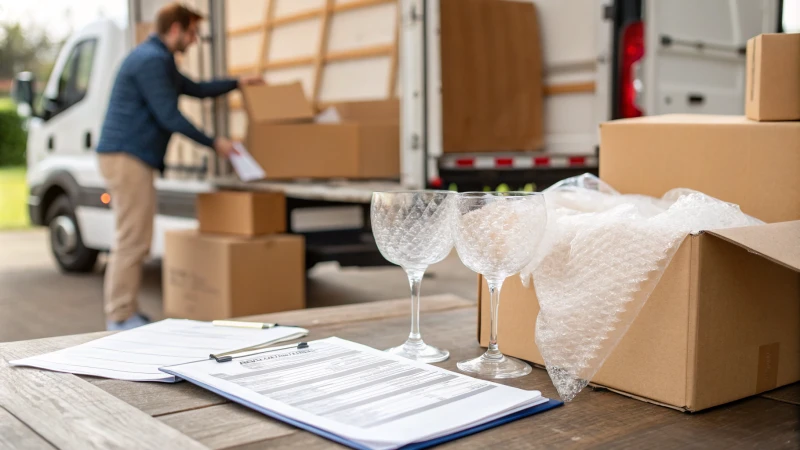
[158,370,562,450]
[160,337,563,449]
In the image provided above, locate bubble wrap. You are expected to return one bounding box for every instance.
[521,174,763,401]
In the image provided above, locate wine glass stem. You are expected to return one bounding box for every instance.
[405,268,426,344]
[486,278,504,360]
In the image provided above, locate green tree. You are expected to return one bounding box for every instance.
[0,21,58,81]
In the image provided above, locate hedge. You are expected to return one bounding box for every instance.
[0,101,26,166]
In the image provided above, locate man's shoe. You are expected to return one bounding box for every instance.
[107,313,151,331]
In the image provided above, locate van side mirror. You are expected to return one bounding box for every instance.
[11,72,35,110]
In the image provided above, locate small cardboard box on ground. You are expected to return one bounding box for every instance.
[163,230,305,321]
[478,220,800,412]
[197,190,285,236]
[241,82,400,180]
[746,33,800,121]
[599,115,800,223]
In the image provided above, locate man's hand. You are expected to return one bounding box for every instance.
[213,137,240,159]
[238,75,265,87]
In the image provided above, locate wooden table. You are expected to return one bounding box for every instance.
[1,295,798,449]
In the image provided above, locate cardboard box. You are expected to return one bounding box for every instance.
[163,230,305,321]
[197,190,286,236]
[440,0,544,153]
[599,115,800,223]
[331,99,400,123]
[239,83,315,124]
[746,33,800,121]
[242,83,400,179]
[478,221,800,411]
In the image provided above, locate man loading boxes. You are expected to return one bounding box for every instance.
[96,2,263,330]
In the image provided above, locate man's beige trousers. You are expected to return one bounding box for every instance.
[98,153,156,322]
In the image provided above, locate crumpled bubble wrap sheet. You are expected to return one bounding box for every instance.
[521,174,763,401]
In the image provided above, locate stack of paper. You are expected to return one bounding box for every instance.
[161,337,560,449]
[10,319,308,382]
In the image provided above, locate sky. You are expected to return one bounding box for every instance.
[0,0,128,41]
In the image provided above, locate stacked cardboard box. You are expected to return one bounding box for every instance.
[477,33,800,411]
[163,191,305,321]
[240,82,400,180]
[745,33,800,121]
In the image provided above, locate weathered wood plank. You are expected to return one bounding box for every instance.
[239,294,472,328]
[0,353,206,450]
[92,378,227,417]
[762,383,800,406]
[227,431,345,450]
[0,406,56,450]
[158,403,297,449]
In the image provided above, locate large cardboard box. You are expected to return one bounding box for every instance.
[440,0,544,153]
[599,115,800,223]
[163,230,305,321]
[478,221,800,411]
[746,33,800,121]
[241,83,400,179]
[197,190,286,236]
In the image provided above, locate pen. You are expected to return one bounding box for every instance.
[212,320,280,329]
[211,342,310,363]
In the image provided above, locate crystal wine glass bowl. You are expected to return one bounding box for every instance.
[371,191,456,363]
[453,192,547,378]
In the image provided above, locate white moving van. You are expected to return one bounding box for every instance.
[11,0,782,272]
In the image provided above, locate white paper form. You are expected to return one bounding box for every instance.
[10,319,308,382]
[161,337,547,450]
[230,143,266,181]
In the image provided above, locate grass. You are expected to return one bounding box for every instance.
[0,166,30,230]
[0,97,14,111]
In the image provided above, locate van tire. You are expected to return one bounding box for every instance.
[46,195,98,273]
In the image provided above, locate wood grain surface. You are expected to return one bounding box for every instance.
[1,296,798,449]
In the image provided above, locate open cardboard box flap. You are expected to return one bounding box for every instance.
[705,221,800,272]
[477,220,800,411]
[329,99,400,123]
[240,82,315,124]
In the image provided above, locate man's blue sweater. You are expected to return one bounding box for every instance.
[97,35,238,170]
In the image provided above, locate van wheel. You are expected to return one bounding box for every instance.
[46,195,98,273]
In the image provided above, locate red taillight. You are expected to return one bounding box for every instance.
[568,156,586,166]
[455,158,475,168]
[620,20,644,118]
[495,158,513,167]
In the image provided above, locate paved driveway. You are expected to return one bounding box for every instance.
[0,229,476,342]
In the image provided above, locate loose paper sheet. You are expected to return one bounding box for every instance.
[230,143,266,181]
[10,319,308,382]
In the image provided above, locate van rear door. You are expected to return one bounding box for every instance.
[641,0,780,116]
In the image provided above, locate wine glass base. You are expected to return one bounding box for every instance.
[457,353,532,379]
[386,342,449,363]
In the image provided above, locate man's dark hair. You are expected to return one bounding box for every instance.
[155,2,204,35]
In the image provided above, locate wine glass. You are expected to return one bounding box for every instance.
[371,191,455,363]
[453,192,547,378]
